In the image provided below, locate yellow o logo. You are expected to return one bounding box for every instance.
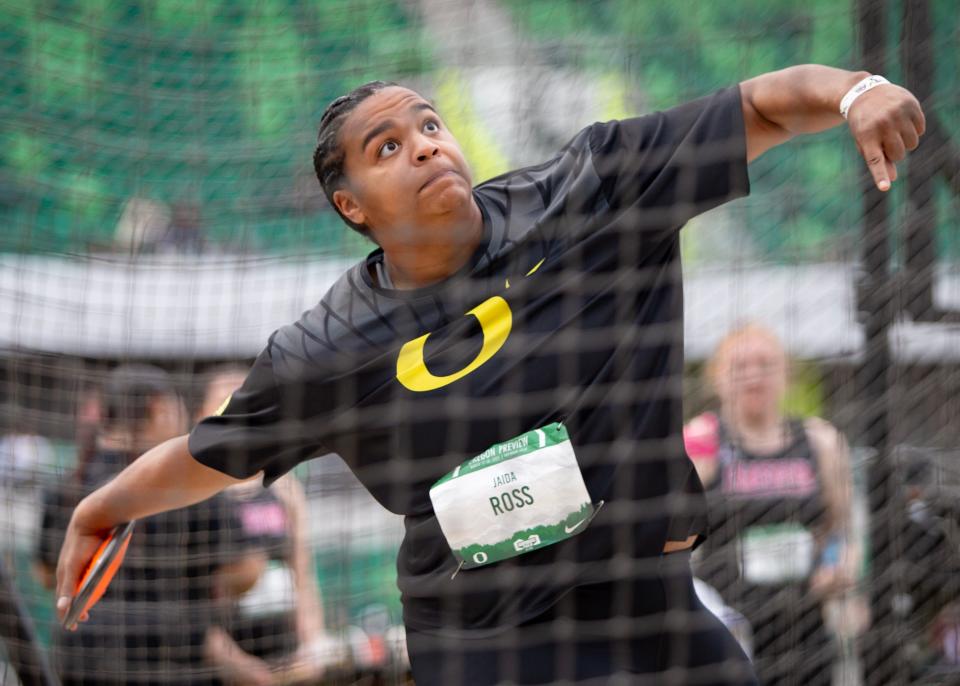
[214,394,232,416]
[396,296,512,392]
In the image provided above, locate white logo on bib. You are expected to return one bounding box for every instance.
[513,535,541,552]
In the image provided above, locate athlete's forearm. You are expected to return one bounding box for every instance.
[740,64,925,190]
[56,435,244,622]
[742,65,865,145]
[76,435,240,530]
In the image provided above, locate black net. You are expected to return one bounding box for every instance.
[0,1,958,685]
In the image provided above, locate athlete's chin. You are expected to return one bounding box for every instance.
[419,183,473,216]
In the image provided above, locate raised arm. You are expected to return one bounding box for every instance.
[740,64,925,190]
[55,435,243,624]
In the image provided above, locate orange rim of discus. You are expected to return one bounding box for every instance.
[63,521,135,628]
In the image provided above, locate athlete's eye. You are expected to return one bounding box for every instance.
[378,140,400,159]
[423,120,440,134]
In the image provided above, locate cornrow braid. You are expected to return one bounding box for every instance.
[313,80,396,238]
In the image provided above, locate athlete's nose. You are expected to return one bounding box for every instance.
[416,147,439,162]
[414,135,440,163]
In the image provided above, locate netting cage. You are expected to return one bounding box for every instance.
[1,1,958,684]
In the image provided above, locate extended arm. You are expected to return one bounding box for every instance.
[740,64,925,190]
[55,435,243,624]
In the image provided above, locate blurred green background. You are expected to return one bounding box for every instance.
[1,0,956,259]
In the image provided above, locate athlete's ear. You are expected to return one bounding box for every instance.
[333,189,366,226]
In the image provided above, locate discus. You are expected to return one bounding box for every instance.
[62,521,135,629]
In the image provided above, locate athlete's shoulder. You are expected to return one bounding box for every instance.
[475,124,596,192]
[268,260,399,375]
[474,124,596,197]
[473,126,602,242]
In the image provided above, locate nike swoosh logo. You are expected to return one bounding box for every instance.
[564,518,587,534]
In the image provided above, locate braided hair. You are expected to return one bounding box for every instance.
[313,80,395,238]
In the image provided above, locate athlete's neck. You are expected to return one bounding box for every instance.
[380,200,484,290]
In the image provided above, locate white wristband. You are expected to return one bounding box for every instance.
[840,75,891,119]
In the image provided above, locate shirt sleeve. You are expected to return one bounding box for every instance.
[588,85,750,233]
[188,343,327,486]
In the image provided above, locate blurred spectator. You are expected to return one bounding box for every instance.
[0,421,54,553]
[0,429,54,487]
[684,324,858,685]
[196,366,333,685]
[114,197,171,254]
[160,202,207,253]
[34,364,261,686]
[72,384,103,485]
[934,604,960,667]
[894,452,960,678]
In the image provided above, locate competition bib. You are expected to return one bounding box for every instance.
[429,423,600,572]
[739,523,814,585]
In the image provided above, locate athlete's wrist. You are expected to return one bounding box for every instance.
[840,74,893,120]
[74,488,127,534]
[832,70,872,116]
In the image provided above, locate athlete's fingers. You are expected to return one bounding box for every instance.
[909,101,927,137]
[55,514,103,625]
[900,122,920,152]
[55,595,71,622]
[55,538,84,623]
[847,83,926,191]
[882,130,907,164]
[860,141,892,192]
[63,610,89,632]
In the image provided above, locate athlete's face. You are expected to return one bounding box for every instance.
[332,87,475,248]
[714,334,788,418]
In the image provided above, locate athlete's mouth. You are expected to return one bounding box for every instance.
[419,169,458,191]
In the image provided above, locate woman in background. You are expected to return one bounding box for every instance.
[684,324,859,685]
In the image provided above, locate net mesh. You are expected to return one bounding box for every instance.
[0,0,958,684]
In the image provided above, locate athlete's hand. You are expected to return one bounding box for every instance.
[846,84,925,192]
[55,498,112,629]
